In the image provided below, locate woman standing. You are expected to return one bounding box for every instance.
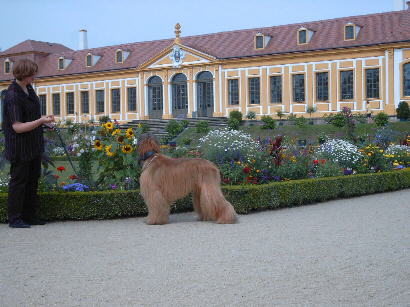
[2,59,54,228]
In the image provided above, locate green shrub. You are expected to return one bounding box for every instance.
[228,118,240,130]
[99,116,111,123]
[229,110,243,122]
[276,110,285,120]
[374,112,389,127]
[260,116,276,130]
[166,120,184,137]
[181,137,192,146]
[396,101,410,120]
[196,121,210,133]
[331,113,347,127]
[181,120,189,128]
[2,170,408,221]
[295,116,307,128]
[246,111,256,120]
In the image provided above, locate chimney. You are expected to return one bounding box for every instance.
[407,1,410,9]
[79,29,88,50]
[394,0,406,10]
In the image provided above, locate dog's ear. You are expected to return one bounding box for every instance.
[137,134,160,155]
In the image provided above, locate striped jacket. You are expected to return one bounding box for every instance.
[2,81,44,162]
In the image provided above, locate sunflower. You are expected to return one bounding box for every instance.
[104,122,114,130]
[122,145,133,154]
[112,128,121,136]
[94,140,103,150]
[125,128,134,139]
[117,135,125,144]
[105,144,115,156]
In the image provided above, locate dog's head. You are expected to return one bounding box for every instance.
[137,134,161,161]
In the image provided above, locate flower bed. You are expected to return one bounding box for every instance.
[1,169,409,223]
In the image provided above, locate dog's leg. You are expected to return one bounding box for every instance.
[145,191,170,225]
[193,190,204,221]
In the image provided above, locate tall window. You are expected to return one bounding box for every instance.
[248,77,260,104]
[116,50,123,63]
[228,79,239,105]
[86,54,92,67]
[316,72,329,101]
[255,35,264,49]
[403,63,410,96]
[340,70,354,100]
[366,68,380,99]
[111,89,120,113]
[270,75,282,103]
[171,74,188,111]
[4,60,11,74]
[345,25,355,40]
[39,95,47,115]
[58,58,64,70]
[298,29,307,44]
[96,90,105,113]
[293,74,305,102]
[52,93,60,115]
[66,92,74,115]
[127,87,137,111]
[81,91,89,113]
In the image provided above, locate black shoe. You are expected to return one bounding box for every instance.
[9,219,31,228]
[25,218,46,225]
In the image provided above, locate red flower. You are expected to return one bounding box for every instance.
[57,166,66,172]
[69,175,78,180]
[53,175,60,179]
[321,159,326,165]
[313,160,319,165]
[243,167,251,174]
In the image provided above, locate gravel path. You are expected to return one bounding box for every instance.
[1,190,409,306]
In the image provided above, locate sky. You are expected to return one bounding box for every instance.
[0,0,405,52]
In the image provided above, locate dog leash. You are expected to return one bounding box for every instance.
[141,154,158,172]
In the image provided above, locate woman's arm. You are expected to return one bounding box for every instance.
[12,115,55,133]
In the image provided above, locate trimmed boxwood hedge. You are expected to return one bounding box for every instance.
[1,169,409,223]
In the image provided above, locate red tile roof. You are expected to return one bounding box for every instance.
[1,9,410,82]
[0,39,72,56]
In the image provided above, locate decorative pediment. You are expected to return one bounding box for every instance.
[141,44,215,70]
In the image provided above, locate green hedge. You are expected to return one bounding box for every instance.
[1,169,409,223]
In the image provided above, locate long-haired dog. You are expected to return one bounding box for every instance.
[137,135,237,225]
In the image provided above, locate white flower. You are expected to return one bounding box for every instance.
[77,153,81,157]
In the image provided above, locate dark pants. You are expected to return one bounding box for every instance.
[7,157,41,223]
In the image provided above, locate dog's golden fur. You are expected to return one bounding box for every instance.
[137,135,237,225]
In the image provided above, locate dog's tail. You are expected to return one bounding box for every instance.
[200,185,237,224]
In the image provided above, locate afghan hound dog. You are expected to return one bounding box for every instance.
[137,135,237,225]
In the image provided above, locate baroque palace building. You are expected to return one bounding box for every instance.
[1,5,410,123]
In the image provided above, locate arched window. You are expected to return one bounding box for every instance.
[404,62,410,97]
[116,50,123,63]
[196,71,214,117]
[148,76,163,119]
[4,59,11,74]
[86,54,92,67]
[171,73,188,117]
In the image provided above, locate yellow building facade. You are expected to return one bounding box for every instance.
[2,8,410,123]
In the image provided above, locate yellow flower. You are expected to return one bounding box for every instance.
[94,140,103,150]
[112,129,121,136]
[104,122,114,130]
[106,151,115,157]
[126,128,134,139]
[393,162,399,166]
[117,135,125,144]
[122,145,133,154]
[367,153,372,156]
[256,169,260,173]
[105,145,112,153]
[379,150,384,153]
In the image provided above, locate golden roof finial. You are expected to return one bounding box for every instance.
[174,23,181,44]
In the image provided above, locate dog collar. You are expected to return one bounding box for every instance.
[142,151,157,161]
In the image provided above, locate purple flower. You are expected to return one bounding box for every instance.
[111,184,117,190]
[273,176,281,181]
[343,168,353,175]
